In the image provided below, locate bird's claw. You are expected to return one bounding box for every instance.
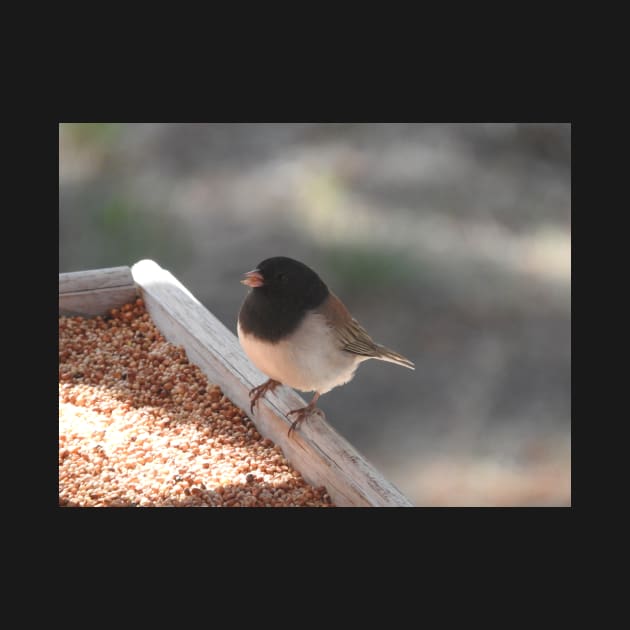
[287,405,324,437]
[248,379,280,415]
[287,408,307,437]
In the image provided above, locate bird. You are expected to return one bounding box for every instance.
[237,256,414,436]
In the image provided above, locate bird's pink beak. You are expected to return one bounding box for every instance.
[241,269,264,288]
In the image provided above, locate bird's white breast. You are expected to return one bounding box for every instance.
[237,312,363,395]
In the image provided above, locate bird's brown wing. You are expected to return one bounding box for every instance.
[315,292,381,357]
[316,292,415,369]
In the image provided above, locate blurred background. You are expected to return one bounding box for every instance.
[59,123,571,507]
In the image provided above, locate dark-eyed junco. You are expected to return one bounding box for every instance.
[237,256,414,436]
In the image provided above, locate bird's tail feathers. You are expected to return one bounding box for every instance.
[374,344,415,370]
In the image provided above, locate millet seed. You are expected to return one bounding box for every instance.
[59,299,333,508]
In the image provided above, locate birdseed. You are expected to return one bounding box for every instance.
[59,298,333,507]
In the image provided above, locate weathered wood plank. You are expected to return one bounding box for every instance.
[59,266,134,294]
[131,258,413,507]
[59,266,137,317]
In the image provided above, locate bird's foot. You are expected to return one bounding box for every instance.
[248,379,281,414]
[287,398,324,437]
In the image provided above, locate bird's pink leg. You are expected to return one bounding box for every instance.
[248,379,281,414]
[287,392,322,437]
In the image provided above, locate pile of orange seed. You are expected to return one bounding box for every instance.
[59,299,333,507]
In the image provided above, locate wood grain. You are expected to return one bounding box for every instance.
[59,266,137,317]
[131,259,413,507]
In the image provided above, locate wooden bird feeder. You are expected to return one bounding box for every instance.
[59,259,413,507]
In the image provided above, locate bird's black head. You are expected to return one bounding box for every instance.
[243,257,329,308]
[239,257,329,341]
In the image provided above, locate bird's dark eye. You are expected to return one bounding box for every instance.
[276,272,287,282]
